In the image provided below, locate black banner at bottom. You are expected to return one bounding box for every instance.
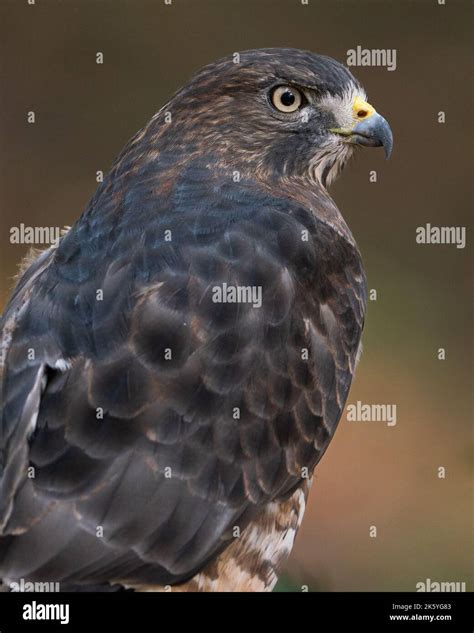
[0,591,471,633]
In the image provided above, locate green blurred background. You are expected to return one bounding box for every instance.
[0,0,472,591]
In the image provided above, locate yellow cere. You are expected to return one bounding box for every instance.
[352,96,376,122]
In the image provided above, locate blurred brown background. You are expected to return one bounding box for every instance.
[0,0,472,591]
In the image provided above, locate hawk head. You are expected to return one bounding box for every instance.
[150,48,393,188]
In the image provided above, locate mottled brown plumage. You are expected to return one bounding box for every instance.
[0,48,391,591]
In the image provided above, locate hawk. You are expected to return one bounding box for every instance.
[0,48,392,592]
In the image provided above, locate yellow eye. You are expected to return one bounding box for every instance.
[271,86,303,113]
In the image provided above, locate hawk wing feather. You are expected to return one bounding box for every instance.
[0,159,366,588]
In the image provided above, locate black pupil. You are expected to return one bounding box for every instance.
[280,90,296,107]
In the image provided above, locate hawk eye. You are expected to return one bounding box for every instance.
[271,86,303,113]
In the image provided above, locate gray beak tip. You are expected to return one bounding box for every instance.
[352,112,393,160]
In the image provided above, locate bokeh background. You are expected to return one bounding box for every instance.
[0,0,472,592]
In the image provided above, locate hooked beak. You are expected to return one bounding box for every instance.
[330,97,393,159]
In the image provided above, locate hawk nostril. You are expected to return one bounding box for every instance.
[357,109,368,118]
